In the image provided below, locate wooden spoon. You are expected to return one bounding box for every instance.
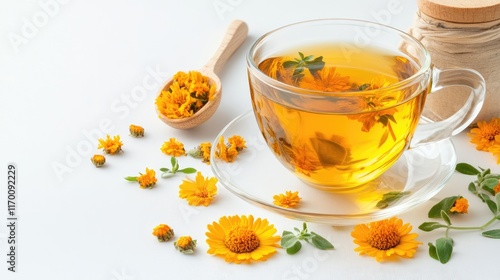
[156,20,248,129]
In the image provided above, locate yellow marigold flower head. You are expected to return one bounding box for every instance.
[97,135,123,155]
[206,215,281,264]
[351,217,422,262]
[174,236,197,254]
[161,138,186,157]
[468,118,500,151]
[449,197,469,214]
[179,172,218,206]
[273,191,301,208]
[129,124,144,137]
[90,154,106,167]
[138,168,157,189]
[228,135,247,151]
[152,224,174,242]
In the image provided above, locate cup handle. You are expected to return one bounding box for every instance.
[410,66,486,147]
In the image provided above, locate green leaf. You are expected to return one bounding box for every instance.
[283,61,298,68]
[479,193,491,203]
[310,233,334,250]
[300,233,314,240]
[303,54,314,61]
[161,173,175,178]
[171,157,179,172]
[435,237,453,264]
[428,196,459,218]
[496,193,500,208]
[376,191,410,209]
[309,134,348,167]
[468,182,478,194]
[482,168,491,176]
[178,167,197,174]
[440,210,452,225]
[281,233,300,248]
[428,243,439,261]
[455,163,480,175]
[159,167,170,172]
[482,178,499,189]
[286,241,302,255]
[485,198,498,214]
[124,176,138,182]
[305,56,325,76]
[482,229,500,239]
[418,222,447,232]
[386,114,397,124]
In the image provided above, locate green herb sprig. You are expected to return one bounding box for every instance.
[419,163,500,264]
[283,52,325,83]
[160,157,197,178]
[280,222,334,255]
[376,191,410,209]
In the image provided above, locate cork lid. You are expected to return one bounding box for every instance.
[418,0,500,23]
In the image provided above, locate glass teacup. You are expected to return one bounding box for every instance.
[246,19,485,192]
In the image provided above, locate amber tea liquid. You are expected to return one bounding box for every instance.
[250,44,428,190]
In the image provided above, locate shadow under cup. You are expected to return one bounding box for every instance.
[246,19,477,192]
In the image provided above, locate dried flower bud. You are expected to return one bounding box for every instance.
[91,154,106,167]
[174,236,197,254]
[129,124,144,137]
[152,224,174,242]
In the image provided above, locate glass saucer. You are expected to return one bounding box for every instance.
[210,111,457,226]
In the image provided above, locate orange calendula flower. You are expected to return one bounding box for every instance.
[468,118,500,151]
[138,168,157,189]
[300,66,351,92]
[290,144,321,176]
[97,135,123,154]
[215,136,239,163]
[350,96,398,133]
[174,236,197,254]
[161,138,186,157]
[155,70,216,119]
[90,154,106,167]
[273,191,301,208]
[152,224,174,242]
[493,181,500,194]
[129,124,144,137]
[351,217,422,262]
[199,142,212,163]
[206,215,281,264]
[179,172,218,206]
[488,136,500,164]
[449,197,469,214]
[228,135,247,151]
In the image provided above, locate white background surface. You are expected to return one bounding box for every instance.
[1,0,499,279]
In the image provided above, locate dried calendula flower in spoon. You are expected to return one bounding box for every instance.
[155,71,216,119]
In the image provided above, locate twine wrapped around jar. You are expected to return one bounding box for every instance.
[408,0,500,122]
